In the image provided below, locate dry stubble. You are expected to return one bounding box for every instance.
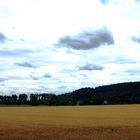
[0,104,140,140]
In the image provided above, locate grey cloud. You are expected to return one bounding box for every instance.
[43,73,52,78]
[0,78,6,82]
[57,86,67,89]
[14,62,37,68]
[0,32,7,43]
[131,36,140,44]
[78,64,104,71]
[30,75,39,80]
[57,27,114,50]
[30,73,52,81]
[19,38,25,42]
[100,0,109,5]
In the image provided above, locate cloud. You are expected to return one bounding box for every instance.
[14,62,37,68]
[43,73,52,78]
[131,36,140,44]
[29,73,52,81]
[30,75,39,80]
[0,76,27,82]
[0,49,32,57]
[56,27,114,50]
[100,0,109,5]
[78,64,104,71]
[0,32,7,43]
[110,56,136,64]
[125,69,140,75]
[0,78,6,82]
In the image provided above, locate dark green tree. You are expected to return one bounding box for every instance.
[19,94,28,104]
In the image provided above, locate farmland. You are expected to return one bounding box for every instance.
[0,104,140,140]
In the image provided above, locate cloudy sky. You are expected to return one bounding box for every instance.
[0,0,140,94]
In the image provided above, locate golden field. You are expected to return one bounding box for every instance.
[0,104,140,140]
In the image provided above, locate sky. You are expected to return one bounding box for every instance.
[0,0,140,94]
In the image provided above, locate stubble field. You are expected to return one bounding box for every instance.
[0,104,140,140]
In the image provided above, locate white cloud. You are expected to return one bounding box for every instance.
[0,0,140,94]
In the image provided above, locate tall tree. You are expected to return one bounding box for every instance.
[19,94,28,104]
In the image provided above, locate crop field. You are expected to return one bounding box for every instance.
[0,104,140,140]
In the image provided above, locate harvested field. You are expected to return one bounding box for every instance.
[0,104,140,140]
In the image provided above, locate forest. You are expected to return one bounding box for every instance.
[0,81,140,105]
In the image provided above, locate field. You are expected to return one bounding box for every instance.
[0,105,140,140]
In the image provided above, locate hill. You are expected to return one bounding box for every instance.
[0,81,140,105]
[57,81,140,105]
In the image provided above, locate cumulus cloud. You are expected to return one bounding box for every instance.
[57,27,114,50]
[131,36,140,44]
[14,62,37,68]
[0,32,7,43]
[78,64,104,71]
[100,0,109,5]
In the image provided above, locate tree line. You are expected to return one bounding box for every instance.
[0,94,57,105]
[0,81,140,106]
